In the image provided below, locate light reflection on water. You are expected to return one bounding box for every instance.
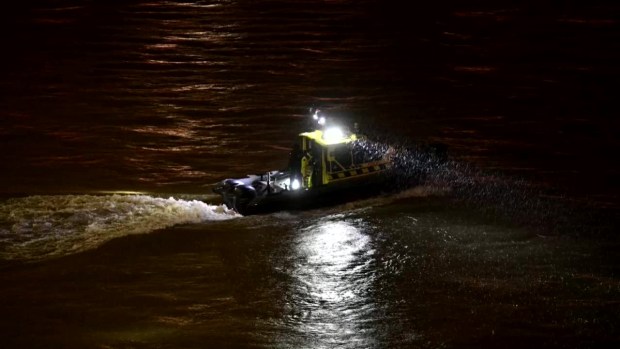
[288,216,379,348]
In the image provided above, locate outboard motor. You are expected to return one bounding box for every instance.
[213,178,257,215]
[213,179,241,195]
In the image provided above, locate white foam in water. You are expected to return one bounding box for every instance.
[0,195,239,261]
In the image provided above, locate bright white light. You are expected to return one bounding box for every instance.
[318,116,326,126]
[323,127,344,143]
[291,179,301,190]
[313,111,319,120]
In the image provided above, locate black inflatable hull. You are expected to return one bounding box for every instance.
[217,174,391,215]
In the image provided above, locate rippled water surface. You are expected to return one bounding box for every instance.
[0,0,619,348]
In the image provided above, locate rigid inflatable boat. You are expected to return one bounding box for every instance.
[213,112,394,215]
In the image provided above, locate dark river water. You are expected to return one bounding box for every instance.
[1,1,619,348]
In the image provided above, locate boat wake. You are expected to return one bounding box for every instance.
[0,194,239,261]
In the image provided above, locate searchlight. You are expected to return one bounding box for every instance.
[323,127,345,144]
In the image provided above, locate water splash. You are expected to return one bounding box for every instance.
[0,195,239,261]
[364,130,615,236]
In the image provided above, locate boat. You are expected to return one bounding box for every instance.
[213,111,395,215]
